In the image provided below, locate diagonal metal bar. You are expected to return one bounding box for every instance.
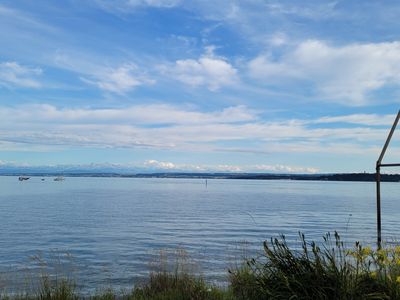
[377,111,400,166]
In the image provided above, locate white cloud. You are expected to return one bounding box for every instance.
[94,0,180,12]
[0,159,319,174]
[129,0,180,7]
[0,4,57,33]
[262,142,382,155]
[265,1,338,20]
[253,164,319,173]
[249,40,400,105]
[268,32,289,47]
[54,51,155,93]
[315,114,396,126]
[0,61,42,88]
[0,104,257,125]
[142,160,317,173]
[144,159,176,169]
[81,63,154,93]
[0,103,391,159]
[169,163,243,172]
[162,47,238,91]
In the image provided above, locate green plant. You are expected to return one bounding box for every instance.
[229,232,400,299]
[7,233,400,299]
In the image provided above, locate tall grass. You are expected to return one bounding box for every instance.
[0,252,78,300]
[229,232,400,299]
[131,249,231,300]
[5,233,400,299]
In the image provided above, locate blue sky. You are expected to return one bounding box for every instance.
[2,0,400,173]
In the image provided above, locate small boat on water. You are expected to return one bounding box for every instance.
[54,176,65,181]
[18,176,30,181]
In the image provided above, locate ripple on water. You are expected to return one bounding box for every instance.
[0,177,391,292]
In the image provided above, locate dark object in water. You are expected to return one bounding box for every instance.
[18,176,30,181]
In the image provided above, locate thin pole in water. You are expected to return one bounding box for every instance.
[376,164,381,248]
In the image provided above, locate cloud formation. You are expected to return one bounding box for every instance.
[249,40,400,105]
[81,63,154,94]
[161,47,238,91]
[315,114,396,126]
[0,103,389,158]
[144,159,176,169]
[0,104,257,125]
[2,1,400,172]
[0,61,42,88]
[0,159,319,174]
[142,159,318,173]
[93,0,181,14]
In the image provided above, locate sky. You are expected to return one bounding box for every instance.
[2,0,400,173]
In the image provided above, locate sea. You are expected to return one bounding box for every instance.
[0,176,398,293]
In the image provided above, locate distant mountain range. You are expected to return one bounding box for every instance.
[0,169,398,182]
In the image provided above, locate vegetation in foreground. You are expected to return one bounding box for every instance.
[3,233,400,299]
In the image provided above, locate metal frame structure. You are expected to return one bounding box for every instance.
[376,110,400,248]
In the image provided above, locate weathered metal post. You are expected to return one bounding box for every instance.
[376,110,400,248]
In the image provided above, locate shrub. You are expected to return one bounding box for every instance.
[229,232,400,299]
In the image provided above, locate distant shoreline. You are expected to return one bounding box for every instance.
[0,172,397,182]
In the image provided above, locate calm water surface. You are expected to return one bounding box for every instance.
[0,176,399,292]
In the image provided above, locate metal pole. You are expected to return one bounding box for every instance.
[376,163,382,249]
[377,111,400,166]
[375,110,400,249]
[379,163,400,167]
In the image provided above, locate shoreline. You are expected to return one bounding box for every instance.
[0,172,396,182]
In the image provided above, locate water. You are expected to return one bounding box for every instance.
[0,176,399,292]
